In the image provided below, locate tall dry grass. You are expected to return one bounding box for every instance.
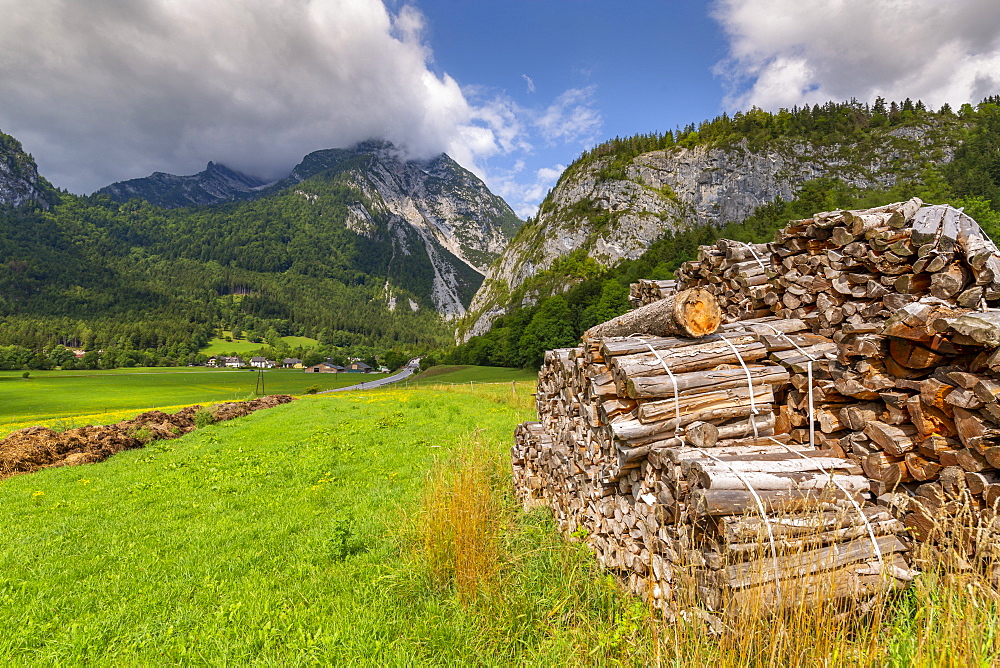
[419,430,506,603]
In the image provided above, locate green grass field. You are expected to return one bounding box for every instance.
[1,378,999,664]
[408,364,537,386]
[0,387,541,663]
[201,332,319,356]
[0,368,387,436]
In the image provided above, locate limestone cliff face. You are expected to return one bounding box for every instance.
[0,132,50,209]
[459,124,958,341]
[284,142,521,317]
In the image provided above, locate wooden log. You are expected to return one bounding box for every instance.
[864,421,918,456]
[937,311,1000,348]
[722,534,909,589]
[689,487,858,517]
[722,519,903,555]
[717,507,895,542]
[720,553,912,617]
[694,470,871,493]
[911,205,946,245]
[583,288,722,340]
[637,385,774,423]
[625,365,789,399]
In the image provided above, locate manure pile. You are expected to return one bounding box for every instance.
[513,198,1000,618]
[0,395,293,478]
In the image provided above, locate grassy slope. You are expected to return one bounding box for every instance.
[0,368,388,436]
[0,386,536,664]
[201,333,320,356]
[409,365,537,385]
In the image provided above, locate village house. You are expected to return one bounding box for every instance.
[345,361,372,373]
[304,362,344,373]
[220,356,245,368]
[249,357,275,368]
[281,358,303,369]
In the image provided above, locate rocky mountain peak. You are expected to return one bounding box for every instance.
[0,130,50,209]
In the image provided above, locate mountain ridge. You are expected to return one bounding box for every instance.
[457,108,964,342]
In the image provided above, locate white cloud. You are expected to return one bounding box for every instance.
[487,162,566,219]
[0,0,515,193]
[522,74,536,93]
[534,86,602,146]
[712,0,1000,111]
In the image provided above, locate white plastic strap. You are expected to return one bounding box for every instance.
[766,437,885,568]
[631,335,685,446]
[738,241,769,275]
[719,335,760,440]
[688,445,782,599]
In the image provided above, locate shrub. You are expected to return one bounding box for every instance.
[193,409,216,428]
[128,426,154,444]
[21,371,29,378]
[304,384,322,394]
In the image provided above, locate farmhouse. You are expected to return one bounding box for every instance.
[221,356,244,368]
[345,361,372,373]
[249,357,275,368]
[281,358,303,369]
[304,362,343,373]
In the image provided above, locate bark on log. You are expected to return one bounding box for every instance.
[583,288,722,341]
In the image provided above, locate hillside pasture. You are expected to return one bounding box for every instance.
[200,332,320,356]
[0,368,387,437]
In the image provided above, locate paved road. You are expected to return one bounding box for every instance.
[318,358,421,393]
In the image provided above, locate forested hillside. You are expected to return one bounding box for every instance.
[0,139,520,369]
[442,97,1000,370]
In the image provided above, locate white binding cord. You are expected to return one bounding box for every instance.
[765,437,885,568]
[688,445,783,600]
[718,336,761,439]
[737,241,770,275]
[630,335,685,446]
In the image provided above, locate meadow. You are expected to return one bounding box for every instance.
[1,376,999,665]
[200,333,320,356]
[0,368,387,436]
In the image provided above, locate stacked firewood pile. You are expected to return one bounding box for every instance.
[629,279,676,308]
[673,239,774,323]
[516,198,1000,614]
[672,444,912,614]
[513,314,914,612]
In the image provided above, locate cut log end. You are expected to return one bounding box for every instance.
[674,287,723,338]
[583,288,722,341]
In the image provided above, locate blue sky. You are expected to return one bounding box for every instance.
[0,1,998,216]
[412,1,731,214]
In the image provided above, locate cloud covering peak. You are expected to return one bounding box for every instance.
[0,0,510,193]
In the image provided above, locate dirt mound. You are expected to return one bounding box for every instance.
[0,395,294,480]
[209,394,293,421]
